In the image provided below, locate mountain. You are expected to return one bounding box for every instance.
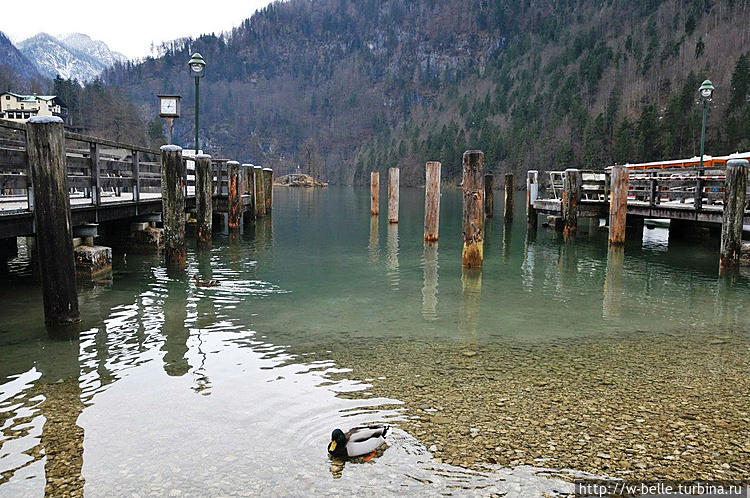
[18,32,127,83]
[101,0,750,184]
[58,33,128,68]
[0,31,40,81]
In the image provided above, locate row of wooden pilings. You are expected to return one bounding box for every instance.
[525,162,749,274]
[24,118,273,331]
[369,150,514,268]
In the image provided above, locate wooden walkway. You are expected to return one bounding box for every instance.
[0,121,253,239]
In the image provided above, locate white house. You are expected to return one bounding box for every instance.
[0,92,67,122]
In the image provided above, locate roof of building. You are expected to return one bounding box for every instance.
[0,92,57,102]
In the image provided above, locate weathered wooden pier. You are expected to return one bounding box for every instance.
[0,119,272,329]
[526,156,750,272]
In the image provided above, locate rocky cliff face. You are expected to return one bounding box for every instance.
[0,31,40,80]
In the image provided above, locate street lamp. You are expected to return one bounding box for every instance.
[698,79,714,171]
[188,53,206,154]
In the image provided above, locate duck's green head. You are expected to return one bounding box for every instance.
[328,429,347,457]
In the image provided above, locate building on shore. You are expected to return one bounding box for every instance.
[0,92,68,123]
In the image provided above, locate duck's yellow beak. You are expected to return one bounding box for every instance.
[328,441,337,452]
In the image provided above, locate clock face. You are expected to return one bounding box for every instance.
[160,98,177,115]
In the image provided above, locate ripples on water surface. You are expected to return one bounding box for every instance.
[0,187,748,497]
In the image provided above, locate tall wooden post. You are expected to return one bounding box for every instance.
[388,167,399,223]
[242,164,255,223]
[25,116,80,327]
[227,161,241,230]
[424,161,441,241]
[253,165,265,218]
[370,171,380,215]
[526,170,538,228]
[484,174,494,218]
[562,168,581,239]
[720,159,749,273]
[504,173,515,223]
[462,151,484,267]
[195,154,212,246]
[263,168,273,214]
[609,165,629,246]
[161,145,186,269]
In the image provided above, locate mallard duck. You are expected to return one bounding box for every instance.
[191,275,220,287]
[328,425,389,458]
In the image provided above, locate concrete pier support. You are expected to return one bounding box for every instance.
[127,222,164,253]
[195,154,213,245]
[74,245,112,280]
[160,145,186,270]
[720,159,749,273]
[25,116,80,327]
[462,151,484,267]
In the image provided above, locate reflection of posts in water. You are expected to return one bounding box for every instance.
[521,230,535,292]
[368,215,379,263]
[386,222,399,290]
[162,281,190,377]
[502,220,513,262]
[421,242,439,321]
[603,245,625,319]
[37,339,85,497]
[458,267,482,344]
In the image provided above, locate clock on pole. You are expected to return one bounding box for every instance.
[157,94,181,144]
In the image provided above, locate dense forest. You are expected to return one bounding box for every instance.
[9,0,750,185]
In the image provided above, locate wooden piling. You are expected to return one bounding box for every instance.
[242,164,255,223]
[253,166,265,218]
[719,159,749,273]
[25,116,81,326]
[160,145,186,269]
[608,165,629,246]
[424,161,441,241]
[370,171,380,216]
[504,173,515,223]
[388,167,399,223]
[462,151,484,267]
[562,168,581,239]
[227,161,241,230]
[263,168,273,214]
[484,174,494,218]
[526,170,538,228]
[195,154,212,245]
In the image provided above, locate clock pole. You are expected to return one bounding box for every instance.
[188,53,206,154]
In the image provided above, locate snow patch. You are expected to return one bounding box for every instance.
[28,116,63,124]
[160,145,183,152]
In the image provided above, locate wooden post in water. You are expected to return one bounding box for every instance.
[609,165,629,246]
[195,154,212,246]
[370,171,379,215]
[161,145,186,269]
[227,161,241,230]
[462,151,484,267]
[562,168,581,239]
[484,174,494,218]
[504,173,515,223]
[242,164,255,223]
[526,170,538,228]
[388,167,399,223]
[719,159,749,273]
[253,166,265,218]
[263,168,273,214]
[424,161,441,241]
[25,116,81,327]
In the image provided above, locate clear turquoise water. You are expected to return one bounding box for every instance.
[0,187,748,497]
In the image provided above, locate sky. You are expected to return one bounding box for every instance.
[2,0,277,60]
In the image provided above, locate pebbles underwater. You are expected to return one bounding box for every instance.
[303,326,749,483]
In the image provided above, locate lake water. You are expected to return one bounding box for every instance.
[1,187,748,497]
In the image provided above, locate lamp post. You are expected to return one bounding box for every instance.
[188,53,206,154]
[698,79,714,171]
